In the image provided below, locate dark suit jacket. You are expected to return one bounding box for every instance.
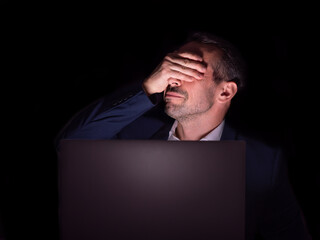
[55,85,312,240]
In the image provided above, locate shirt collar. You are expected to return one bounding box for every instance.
[167,120,225,141]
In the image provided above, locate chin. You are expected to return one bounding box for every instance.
[164,105,175,118]
[164,104,181,119]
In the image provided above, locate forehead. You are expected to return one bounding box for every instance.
[177,41,222,62]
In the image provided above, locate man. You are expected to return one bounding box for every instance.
[55,32,311,239]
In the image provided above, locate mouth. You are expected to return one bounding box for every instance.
[165,92,185,99]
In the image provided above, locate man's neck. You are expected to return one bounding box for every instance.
[175,115,224,141]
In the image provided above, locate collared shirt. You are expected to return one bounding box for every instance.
[167,120,225,141]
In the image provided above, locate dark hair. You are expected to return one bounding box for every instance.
[184,31,247,91]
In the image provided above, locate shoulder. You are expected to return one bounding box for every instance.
[224,123,288,188]
[223,122,283,160]
[239,133,282,163]
[238,126,284,171]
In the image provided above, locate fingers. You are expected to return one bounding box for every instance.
[142,50,207,95]
[176,52,204,63]
[164,52,206,82]
[166,53,206,73]
[169,69,198,82]
[170,64,204,80]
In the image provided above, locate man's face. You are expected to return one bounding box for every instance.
[163,42,220,121]
[164,76,216,121]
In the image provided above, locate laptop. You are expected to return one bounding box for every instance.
[58,139,246,240]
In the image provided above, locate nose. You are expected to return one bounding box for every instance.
[168,78,181,87]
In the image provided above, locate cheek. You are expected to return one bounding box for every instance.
[187,86,204,103]
[197,84,216,104]
[184,79,215,102]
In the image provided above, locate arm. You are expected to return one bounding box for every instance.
[54,50,207,150]
[54,85,156,150]
[260,149,312,239]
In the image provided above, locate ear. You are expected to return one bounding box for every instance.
[217,81,238,103]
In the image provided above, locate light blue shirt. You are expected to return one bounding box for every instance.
[167,120,225,141]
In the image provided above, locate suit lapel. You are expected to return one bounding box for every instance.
[220,121,238,141]
[150,117,175,140]
[151,118,238,141]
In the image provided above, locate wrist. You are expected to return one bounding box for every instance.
[142,82,153,96]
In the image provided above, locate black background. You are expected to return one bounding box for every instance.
[1,1,319,240]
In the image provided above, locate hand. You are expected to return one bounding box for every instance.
[142,51,207,96]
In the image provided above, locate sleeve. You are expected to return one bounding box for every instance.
[54,85,160,151]
[260,148,312,240]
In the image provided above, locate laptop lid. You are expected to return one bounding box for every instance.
[58,139,246,240]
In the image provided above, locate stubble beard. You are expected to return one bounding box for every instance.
[164,89,215,122]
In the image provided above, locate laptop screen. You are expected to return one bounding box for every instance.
[58,139,246,240]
